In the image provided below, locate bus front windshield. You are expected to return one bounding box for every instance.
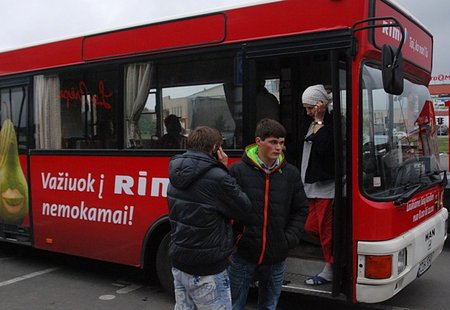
[361,64,442,200]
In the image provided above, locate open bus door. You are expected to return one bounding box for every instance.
[244,41,351,301]
[0,79,33,245]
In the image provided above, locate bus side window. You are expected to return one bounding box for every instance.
[1,85,28,149]
[124,63,158,149]
[157,55,243,150]
[57,67,119,150]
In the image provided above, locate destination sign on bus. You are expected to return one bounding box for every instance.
[373,0,432,72]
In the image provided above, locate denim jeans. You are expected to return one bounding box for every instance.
[172,267,231,310]
[228,253,286,310]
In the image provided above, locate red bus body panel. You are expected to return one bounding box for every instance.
[29,155,169,266]
[373,0,432,72]
[352,0,436,244]
[0,38,83,76]
[83,14,227,61]
[353,188,442,241]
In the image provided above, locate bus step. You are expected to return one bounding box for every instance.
[282,272,347,302]
[285,256,324,277]
[283,272,332,295]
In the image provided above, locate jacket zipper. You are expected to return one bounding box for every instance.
[257,174,270,264]
[235,226,246,246]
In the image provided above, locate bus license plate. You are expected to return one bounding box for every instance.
[417,252,433,277]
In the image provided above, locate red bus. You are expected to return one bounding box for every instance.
[0,0,447,304]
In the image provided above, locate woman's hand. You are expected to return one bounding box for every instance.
[314,101,326,122]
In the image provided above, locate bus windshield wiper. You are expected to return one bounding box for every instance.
[394,184,422,206]
[394,170,446,206]
[418,170,446,186]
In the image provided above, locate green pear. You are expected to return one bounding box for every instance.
[0,119,29,225]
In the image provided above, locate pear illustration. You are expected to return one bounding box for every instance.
[0,119,29,225]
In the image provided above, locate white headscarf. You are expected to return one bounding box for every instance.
[301,84,332,106]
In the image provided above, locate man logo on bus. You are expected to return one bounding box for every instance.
[425,228,435,250]
[0,119,29,225]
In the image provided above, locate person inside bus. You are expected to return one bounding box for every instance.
[95,108,115,148]
[228,118,308,310]
[300,84,335,286]
[159,114,187,149]
[167,126,253,309]
[255,79,280,122]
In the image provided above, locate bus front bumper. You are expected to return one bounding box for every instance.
[356,208,448,303]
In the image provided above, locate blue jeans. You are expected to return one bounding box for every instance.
[172,267,231,310]
[228,253,286,310]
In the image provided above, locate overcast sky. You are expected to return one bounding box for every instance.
[0,0,448,77]
[394,0,450,78]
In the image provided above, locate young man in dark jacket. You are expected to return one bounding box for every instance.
[228,118,308,310]
[167,126,252,310]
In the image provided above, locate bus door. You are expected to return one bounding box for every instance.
[0,78,32,244]
[245,46,351,300]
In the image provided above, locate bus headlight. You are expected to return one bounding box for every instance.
[397,247,407,274]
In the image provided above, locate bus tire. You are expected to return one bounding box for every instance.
[156,232,174,295]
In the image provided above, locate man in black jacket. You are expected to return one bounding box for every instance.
[228,118,308,310]
[167,126,252,310]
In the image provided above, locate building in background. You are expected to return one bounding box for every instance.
[430,74,450,127]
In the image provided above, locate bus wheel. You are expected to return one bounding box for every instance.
[156,232,174,295]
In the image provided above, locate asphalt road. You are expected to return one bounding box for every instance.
[0,237,448,310]
[0,243,173,310]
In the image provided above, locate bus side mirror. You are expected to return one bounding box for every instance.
[382,44,404,95]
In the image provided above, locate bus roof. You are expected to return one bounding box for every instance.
[0,0,432,76]
[0,0,280,54]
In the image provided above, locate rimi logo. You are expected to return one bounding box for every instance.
[381,20,407,44]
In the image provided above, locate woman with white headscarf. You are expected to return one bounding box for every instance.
[301,84,335,286]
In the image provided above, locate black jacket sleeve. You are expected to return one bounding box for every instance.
[284,171,309,248]
[216,172,252,222]
[306,111,334,155]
